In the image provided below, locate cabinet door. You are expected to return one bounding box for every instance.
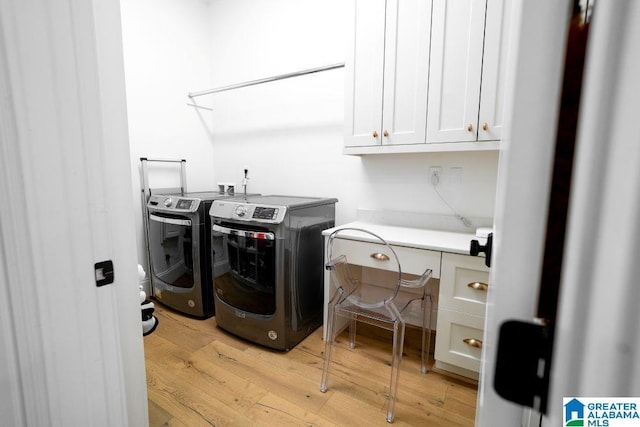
[426,0,486,143]
[478,0,511,141]
[381,0,432,145]
[344,0,386,147]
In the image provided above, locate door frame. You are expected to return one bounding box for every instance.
[475,0,572,425]
[546,1,640,423]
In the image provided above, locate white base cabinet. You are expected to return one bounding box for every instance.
[434,252,490,379]
[321,222,491,379]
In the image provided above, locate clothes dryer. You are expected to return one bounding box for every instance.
[146,191,257,318]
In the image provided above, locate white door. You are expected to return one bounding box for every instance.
[426,0,486,143]
[477,0,640,426]
[0,1,147,426]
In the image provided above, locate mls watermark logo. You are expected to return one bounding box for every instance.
[565,398,586,426]
[564,398,640,426]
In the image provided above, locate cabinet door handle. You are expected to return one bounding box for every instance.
[482,122,489,131]
[467,281,489,291]
[383,130,389,137]
[463,338,483,348]
[370,253,390,261]
[373,130,379,138]
[467,124,474,132]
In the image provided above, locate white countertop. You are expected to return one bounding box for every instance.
[322,221,485,256]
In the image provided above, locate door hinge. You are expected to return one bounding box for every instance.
[494,320,553,414]
[94,260,114,287]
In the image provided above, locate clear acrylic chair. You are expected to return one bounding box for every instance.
[319,228,433,423]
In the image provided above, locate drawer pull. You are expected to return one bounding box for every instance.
[370,253,390,261]
[463,338,483,349]
[468,281,489,291]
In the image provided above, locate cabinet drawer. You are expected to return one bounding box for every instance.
[438,252,489,316]
[434,308,484,373]
[331,237,441,278]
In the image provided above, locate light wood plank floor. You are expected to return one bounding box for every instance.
[144,304,478,426]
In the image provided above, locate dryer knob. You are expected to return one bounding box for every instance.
[164,198,172,207]
[235,205,247,217]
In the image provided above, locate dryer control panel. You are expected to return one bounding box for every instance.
[148,195,200,213]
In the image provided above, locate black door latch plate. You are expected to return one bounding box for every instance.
[494,320,553,414]
[94,260,114,287]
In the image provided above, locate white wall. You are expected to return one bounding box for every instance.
[206,0,500,227]
[120,0,216,276]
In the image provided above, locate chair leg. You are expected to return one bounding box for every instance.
[386,318,405,423]
[320,299,338,393]
[349,314,357,349]
[420,293,433,374]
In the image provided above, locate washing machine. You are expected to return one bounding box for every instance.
[210,195,337,349]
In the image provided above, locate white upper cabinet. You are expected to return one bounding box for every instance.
[477,0,511,141]
[426,0,486,143]
[344,0,432,148]
[344,0,509,154]
[427,0,510,144]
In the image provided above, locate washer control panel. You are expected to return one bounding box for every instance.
[252,206,279,220]
[210,201,286,224]
[234,205,248,217]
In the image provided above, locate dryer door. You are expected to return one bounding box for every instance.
[148,212,194,289]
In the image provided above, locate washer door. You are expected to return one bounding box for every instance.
[148,212,194,288]
[212,223,276,315]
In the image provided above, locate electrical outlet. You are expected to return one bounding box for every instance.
[217,182,236,194]
[429,166,442,186]
[449,167,463,185]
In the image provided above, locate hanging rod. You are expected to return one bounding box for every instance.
[186,102,213,111]
[187,62,345,99]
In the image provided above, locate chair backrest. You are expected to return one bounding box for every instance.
[326,228,402,309]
